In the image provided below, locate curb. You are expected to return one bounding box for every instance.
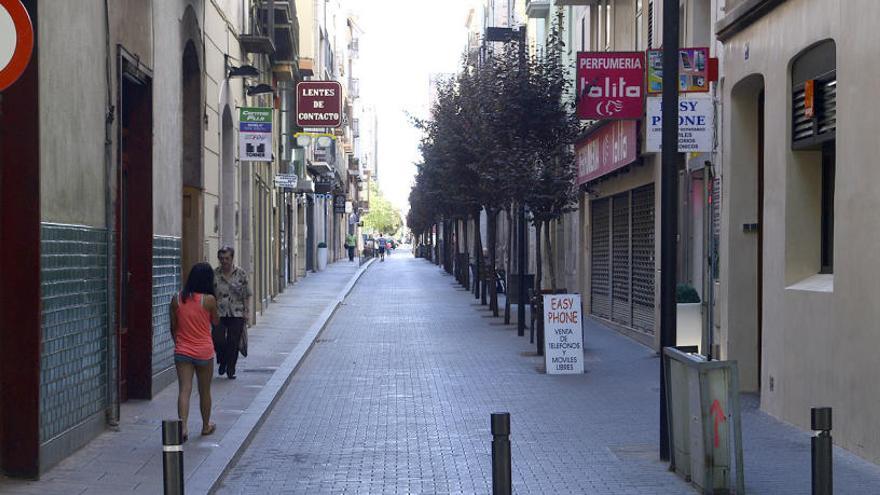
[186,258,375,494]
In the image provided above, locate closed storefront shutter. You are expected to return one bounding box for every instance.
[631,184,656,334]
[590,198,611,320]
[611,192,632,326]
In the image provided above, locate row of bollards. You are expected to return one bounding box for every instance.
[811,407,832,495]
[163,419,185,495]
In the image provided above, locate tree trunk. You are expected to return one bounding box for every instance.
[488,208,499,316]
[462,217,469,288]
[546,220,557,290]
[504,205,513,325]
[474,210,483,301]
[535,220,543,294]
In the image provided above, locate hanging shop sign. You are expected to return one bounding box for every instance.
[0,0,34,91]
[646,96,715,153]
[296,81,342,128]
[646,47,713,94]
[576,52,645,120]
[575,120,638,185]
[239,107,272,162]
[333,194,347,214]
[314,175,334,194]
[543,294,584,375]
[274,173,298,189]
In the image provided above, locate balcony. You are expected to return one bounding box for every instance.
[525,0,550,18]
[308,144,336,175]
[243,0,300,62]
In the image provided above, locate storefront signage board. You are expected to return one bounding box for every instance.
[239,107,272,162]
[575,120,638,185]
[296,81,342,128]
[646,96,714,152]
[576,52,645,120]
[647,47,710,94]
[543,294,584,375]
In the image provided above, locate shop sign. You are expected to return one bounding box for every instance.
[646,47,711,94]
[314,175,333,194]
[239,107,272,162]
[543,294,584,375]
[576,52,645,120]
[646,96,714,153]
[333,194,346,214]
[575,120,638,185]
[0,0,34,91]
[296,81,342,128]
[274,173,298,189]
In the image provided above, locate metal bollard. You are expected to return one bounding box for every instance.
[491,413,511,495]
[811,407,833,495]
[162,419,185,495]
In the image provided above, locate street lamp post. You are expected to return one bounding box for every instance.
[659,0,681,462]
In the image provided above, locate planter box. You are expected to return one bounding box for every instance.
[676,302,702,353]
[317,247,328,271]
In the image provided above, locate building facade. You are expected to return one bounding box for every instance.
[716,0,880,464]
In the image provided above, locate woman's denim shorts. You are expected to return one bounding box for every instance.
[174,353,213,367]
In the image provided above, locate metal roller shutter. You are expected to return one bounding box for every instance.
[590,198,611,320]
[630,184,656,334]
[611,192,632,326]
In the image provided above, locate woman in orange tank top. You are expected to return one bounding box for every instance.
[170,262,220,441]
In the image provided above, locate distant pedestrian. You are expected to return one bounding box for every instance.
[377,233,387,261]
[170,262,220,441]
[213,246,251,380]
[345,232,357,262]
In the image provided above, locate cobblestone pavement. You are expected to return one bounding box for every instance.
[217,254,695,494]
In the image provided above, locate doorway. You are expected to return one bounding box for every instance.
[117,50,154,401]
[726,75,765,393]
[181,40,203,281]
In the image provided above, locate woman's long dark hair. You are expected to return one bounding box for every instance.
[181,262,215,303]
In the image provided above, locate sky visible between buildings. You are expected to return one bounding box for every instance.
[350,0,474,214]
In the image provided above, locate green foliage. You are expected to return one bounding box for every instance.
[676,284,701,304]
[363,181,402,235]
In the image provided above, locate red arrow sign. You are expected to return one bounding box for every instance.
[710,399,727,448]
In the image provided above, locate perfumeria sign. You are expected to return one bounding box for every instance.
[576,52,645,120]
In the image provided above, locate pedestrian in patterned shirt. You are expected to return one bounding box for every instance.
[212,246,252,379]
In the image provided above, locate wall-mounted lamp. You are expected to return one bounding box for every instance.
[228,64,259,78]
[246,83,274,96]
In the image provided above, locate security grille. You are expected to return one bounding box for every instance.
[792,73,836,149]
[611,192,631,326]
[590,198,611,320]
[631,184,656,334]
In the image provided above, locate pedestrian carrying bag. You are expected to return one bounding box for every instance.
[239,325,248,357]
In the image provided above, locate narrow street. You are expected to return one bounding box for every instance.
[217,253,692,494]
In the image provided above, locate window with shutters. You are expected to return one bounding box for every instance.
[790,39,836,274]
[591,198,611,320]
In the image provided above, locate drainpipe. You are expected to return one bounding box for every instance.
[103,0,119,427]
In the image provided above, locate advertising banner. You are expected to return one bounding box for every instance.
[646,47,710,94]
[543,294,584,375]
[274,173,298,189]
[575,120,638,185]
[239,107,272,162]
[333,194,346,214]
[576,52,645,120]
[296,81,342,128]
[646,96,715,152]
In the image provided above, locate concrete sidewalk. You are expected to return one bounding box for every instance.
[0,259,373,495]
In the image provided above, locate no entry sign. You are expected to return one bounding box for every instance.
[296,81,342,128]
[576,52,645,120]
[0,0,33,91]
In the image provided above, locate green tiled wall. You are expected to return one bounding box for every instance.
[40,224,109,443]
[152,236,181,376]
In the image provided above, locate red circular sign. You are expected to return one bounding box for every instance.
[0,0,33,91]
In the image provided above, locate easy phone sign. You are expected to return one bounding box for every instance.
[239,107,272,162]
[646,96,715,152]
[543,294,584,375]
[0,0,34,91]
[577,52,645,120]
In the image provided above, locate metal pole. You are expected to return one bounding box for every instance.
[811,407,833,495]
[162,420,185,495]
[659,0,680,462]
[491,413,512,495]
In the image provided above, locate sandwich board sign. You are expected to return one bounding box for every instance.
[543,294,584,375]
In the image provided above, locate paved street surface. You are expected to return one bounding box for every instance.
[0,260,367,495]
[217,253,693,494]
[219,252,880,495]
